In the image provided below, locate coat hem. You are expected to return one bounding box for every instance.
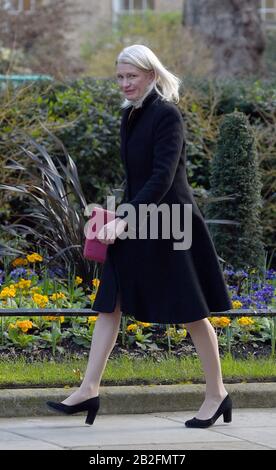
[91,307,209,325]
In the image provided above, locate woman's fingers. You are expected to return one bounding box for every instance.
[97,218,127,245]
[97,221,116,244]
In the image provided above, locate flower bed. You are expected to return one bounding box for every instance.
[0,253,275,358]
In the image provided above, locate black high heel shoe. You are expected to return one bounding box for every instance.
[46,396,100,425]
[185,394,232,428]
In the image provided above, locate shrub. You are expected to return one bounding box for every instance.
[0,77,275,267]
[178,77,276,265]
[206,112,265,271]
[42,78,124,206]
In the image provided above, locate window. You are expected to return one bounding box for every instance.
[259,0,276,23]
[1,0,36,14]
[112,0,154,22]
[121,0,154,10]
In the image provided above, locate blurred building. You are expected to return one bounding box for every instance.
[1,0,275,59]
[1,0,183,58]
[259,0,276,26]
[3,0,276,25]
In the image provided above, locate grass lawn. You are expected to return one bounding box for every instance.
[0,354,276,388]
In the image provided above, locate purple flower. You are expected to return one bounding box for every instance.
[252,285,274,304]
[228,285,236,291]
[231,294,253,308]
[9,268,28,280]
[48,267,66,279]
[0,270,5,286]
[266,269,276,280]
[252,283,260,290]
[235,270,249,278]
[224,269,235,277]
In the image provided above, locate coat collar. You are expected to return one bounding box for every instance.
[126,88,159,114]
[121,88,160,134]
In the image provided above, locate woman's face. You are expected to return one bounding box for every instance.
[116,63,154,101]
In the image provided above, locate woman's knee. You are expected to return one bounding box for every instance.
[96,294,121,317]
[183,317,208,332]
[114,294,121,314]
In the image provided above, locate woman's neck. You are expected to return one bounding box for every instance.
[130,83,156,109]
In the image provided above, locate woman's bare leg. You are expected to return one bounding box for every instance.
[62,296,122,406]
[184,317,228,420]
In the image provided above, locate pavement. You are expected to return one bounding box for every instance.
[0,383,276,450]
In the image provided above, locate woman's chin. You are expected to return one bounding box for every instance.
[125,93,137,100]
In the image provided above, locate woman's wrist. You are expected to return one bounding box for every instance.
[115,216,128,229]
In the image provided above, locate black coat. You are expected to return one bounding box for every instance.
[93,89,232,324]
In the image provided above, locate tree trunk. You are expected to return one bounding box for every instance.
[183,0,266,78]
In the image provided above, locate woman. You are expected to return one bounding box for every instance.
[47,44,233,428]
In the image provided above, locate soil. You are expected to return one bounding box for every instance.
[0,337,273,363]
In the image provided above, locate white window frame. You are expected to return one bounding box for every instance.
[259,0,276,22]
[112,0,154,23]
[2,0,36,15]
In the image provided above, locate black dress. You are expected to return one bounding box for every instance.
[92,89,232,324]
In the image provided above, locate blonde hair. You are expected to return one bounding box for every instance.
[116,44,182,109]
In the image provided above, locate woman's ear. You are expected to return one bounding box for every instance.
[149,70,155,81]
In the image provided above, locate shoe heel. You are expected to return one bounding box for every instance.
[223,407,232,423]
[85,407,98,425]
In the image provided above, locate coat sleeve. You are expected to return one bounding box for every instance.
[116,106,185,230]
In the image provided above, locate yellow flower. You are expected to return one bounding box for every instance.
[16,279,32,290]
[136,321,151,328]
[12,257,28,267]
[232,300,243,309]
[218,317,231,328]
[8,283,17,291]
[209,316,231,328]
[15,320,33,333]
[166,327,187,338]
[8,323,16,329]
[37,302,48,308]
[166,327,176,335]
[0,286,16,299]
[89,293,96,302]
[50,292,66,301]
[32,293,49,308]
[208,316,219,326]
[126,324,138,332]
[30,287,40,293]
[43,316,64,323]
[88,316,98,323]
[75,276,83,285]
[92,278,100,288]
[237,317,255,327]
[26,253,43,263]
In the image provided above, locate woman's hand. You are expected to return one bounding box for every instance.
[97,217,127,245]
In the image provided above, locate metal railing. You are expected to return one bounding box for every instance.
[0,308,275,318]
[0,74,53,91]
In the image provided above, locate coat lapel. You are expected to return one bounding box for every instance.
[120,89,159,167]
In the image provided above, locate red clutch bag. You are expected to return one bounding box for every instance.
[83,207,116,263]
